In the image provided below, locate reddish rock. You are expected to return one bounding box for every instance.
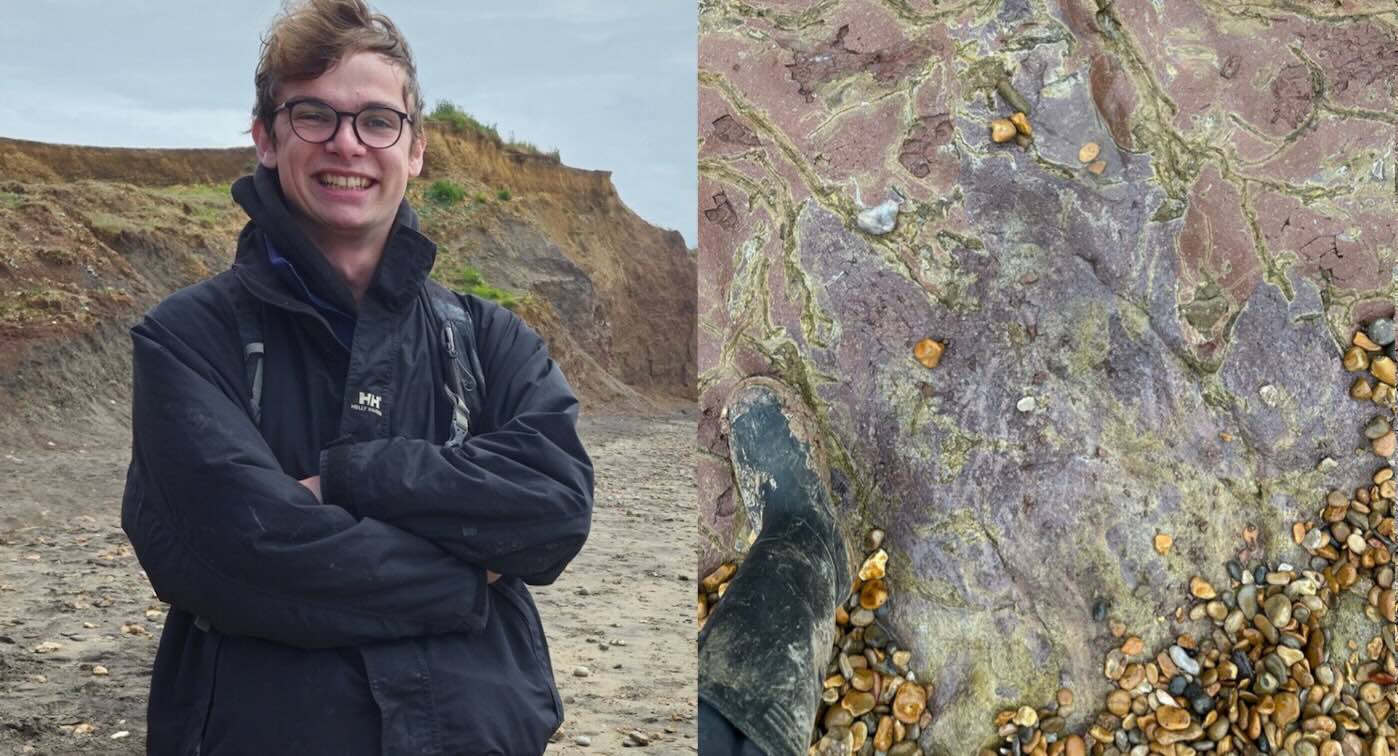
[1300,22,1398,111]
[703,191,741,232]
[784,16,935,101]
[1269,63,1315,131]
[1253,192,1389,291]
[711,115,762,147]
[1089,52,1138,150]
[898,113,955,179]
[1178,165,1260,303]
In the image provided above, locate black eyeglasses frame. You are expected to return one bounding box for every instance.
[273,97,414,150]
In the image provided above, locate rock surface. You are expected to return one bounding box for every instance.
[698,1,1397,752]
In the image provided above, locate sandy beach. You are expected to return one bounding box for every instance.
[0,411,696,755]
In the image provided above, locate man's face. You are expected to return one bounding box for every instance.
[252,51,425,245]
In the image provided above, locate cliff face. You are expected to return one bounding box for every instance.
[420,126,696,400]
[0,125,694,439]
[0,138,260,186]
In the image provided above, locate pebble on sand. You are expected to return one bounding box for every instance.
[1156,705,1191,731]
[1011,704,1037,728]
[572,666,591,678]
[842,691,877,717]
[895,684,929,724]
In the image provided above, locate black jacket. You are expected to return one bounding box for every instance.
[121,167,594,755]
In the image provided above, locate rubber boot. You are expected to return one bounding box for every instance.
[698,377,852,756]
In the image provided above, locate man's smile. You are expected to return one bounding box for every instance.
[314,171,377,190]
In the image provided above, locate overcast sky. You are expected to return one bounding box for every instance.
[0,1,696,245]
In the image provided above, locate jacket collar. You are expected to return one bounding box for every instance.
[230,165,437,314]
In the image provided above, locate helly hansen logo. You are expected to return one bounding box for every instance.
[352,391,383,416]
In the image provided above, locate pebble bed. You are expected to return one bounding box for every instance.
[699,528,934,756]
[982,320,1397,756]
[806,528,934,755]
[701,320,1394,755]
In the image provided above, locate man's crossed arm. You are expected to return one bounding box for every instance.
[296,474,501,584]
[122,294,589,653]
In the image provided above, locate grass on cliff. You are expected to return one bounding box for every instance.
[427,179,466,205]
[448,265,519,310]
[149,183,234,227]
[427,101,502,142]
[502,134,560,161]
[425,100,558,160]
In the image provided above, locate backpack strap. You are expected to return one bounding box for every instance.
[193,286,264,635]
[232,290,265,428]
[423,281,487,447]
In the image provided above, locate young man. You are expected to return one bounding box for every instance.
[120,1,594,754]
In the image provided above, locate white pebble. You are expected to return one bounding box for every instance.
[1258,384,1280,407]
[1168,645,1200,676]
[1016,397,1037,413]
[856,198,901,235]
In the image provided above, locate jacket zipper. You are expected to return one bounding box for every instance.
[442,321,457,359]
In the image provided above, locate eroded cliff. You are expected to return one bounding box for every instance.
[0,123,694,440]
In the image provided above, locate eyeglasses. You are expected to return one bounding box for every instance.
[274,97,413,149]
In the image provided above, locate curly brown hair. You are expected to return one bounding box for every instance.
[253,0,424,145]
